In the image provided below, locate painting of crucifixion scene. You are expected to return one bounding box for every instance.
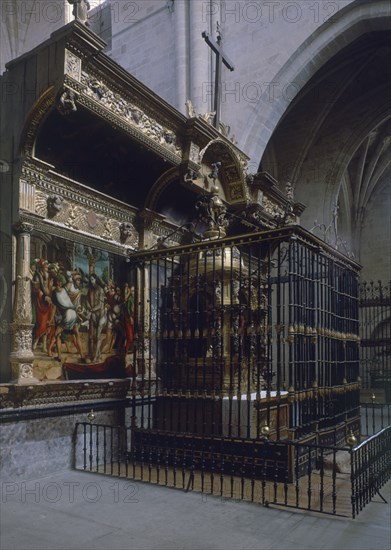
[30,236,134,381]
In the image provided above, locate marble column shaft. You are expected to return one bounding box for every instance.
[9,222,39,384]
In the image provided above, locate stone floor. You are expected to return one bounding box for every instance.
[0,470,390,550]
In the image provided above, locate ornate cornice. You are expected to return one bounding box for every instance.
[73,70,183,164]
[20,212,133,257]
[21,159,138,223]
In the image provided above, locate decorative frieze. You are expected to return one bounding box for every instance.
[65,48,82,81]
[20,163,139,250]
[80,71,182,159]
[20,181,35,212]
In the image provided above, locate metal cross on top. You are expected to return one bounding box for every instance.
[202,22,235,129]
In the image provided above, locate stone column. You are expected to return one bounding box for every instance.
[189,1,210,113]
[174,0,189,114]
[9,222,39,384]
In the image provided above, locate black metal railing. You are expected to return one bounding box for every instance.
[350,427,391,518]
[359,281,390,402]
[74,421,390,518]
[126,226,360,441]
[361,402,391,436]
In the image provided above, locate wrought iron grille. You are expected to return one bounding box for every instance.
[126,226,360,441]
[359,281,391,402]
[73,422,391,518]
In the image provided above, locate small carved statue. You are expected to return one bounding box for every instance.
[163,130,175,145]
[130,107,143,125]
[47,195,64,217]
[119,222,134,243]
[90,80,107,100]
[285,181,294,202]
[184,169,200,184]
[185,99,197,118]
[57,89,77,115]
[246,173,255,186]
[209,162,221,182]
[196,185,228,238]
[67,0,90,26]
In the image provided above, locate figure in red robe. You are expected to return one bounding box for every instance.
[123,283,135,354]
[32,259,53,350]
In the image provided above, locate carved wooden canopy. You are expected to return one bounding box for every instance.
[5,21,303,254]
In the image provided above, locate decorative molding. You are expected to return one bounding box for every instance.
[22,161,137,222]
[12,323,34,353]
[20,87,56,156]
[20,181,35,212]
[20,213,134,257]
[189,142,201,164]
[64,49,82,81]
[79,71,182,161]
[0,380,130,409]
[12,222,34,235]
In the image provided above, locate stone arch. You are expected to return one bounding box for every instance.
[199,139,247,205]
[144,167,180,212]
[242,0,391,163]
[19,86,56,157]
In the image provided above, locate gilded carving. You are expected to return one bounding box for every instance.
[229,183,244,201]
[119,222,136,244]
[20,363,34,379]
[189,142,200,164]
[12,325,34,353]
[102,218,113,240]
[263,197,285,219]
[15,276,31,323]
[47,195,64,217]
[13,222,34,235]
[65,204,81,230]
[65,49,82,81]
[57,89,78,115]
[81,72,181,157]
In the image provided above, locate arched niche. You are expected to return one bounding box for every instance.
[198,139,248,206]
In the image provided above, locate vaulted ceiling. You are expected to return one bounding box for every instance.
[261,30,391,268]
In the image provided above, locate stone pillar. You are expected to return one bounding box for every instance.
[9,222,39,384]
[174,0,188,114]
[189,1,210,113]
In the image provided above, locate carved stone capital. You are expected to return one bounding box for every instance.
[9,323,38,384]
[12,222,34,235]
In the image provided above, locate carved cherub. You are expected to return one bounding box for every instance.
[47,195,64,217]
[57,90,77,115]
[119,222,134,243]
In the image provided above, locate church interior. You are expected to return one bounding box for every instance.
[0,0,390,525]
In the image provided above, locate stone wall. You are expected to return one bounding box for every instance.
[1,406,125,480]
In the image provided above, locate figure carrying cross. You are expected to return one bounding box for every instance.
[202,22,235,129]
